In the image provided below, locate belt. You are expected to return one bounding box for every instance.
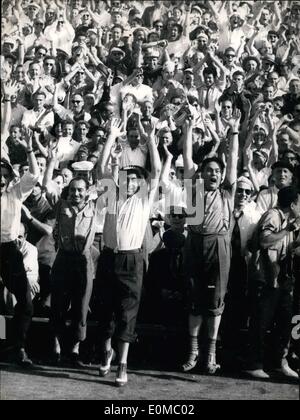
[103,246,142,254]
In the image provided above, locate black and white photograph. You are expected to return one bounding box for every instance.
[0,0,299,402]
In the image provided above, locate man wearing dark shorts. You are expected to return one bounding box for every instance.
[95,118,161,386]
[182,112,240,374]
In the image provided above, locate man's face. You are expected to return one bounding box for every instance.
[63,124,74,137]
[31,184,42,199]
[20,165,29,178]
[274,99,284,113]
[263,86,274,101]
[44,59,55,73]
[277,134,291,152]
[154,21,163,34]
[246,59,258,72]
[46,10,56,23]
[160,132,173,147]
[205,73,214,87]
[273,167,293,189]
[262,60,274,72]
[169,26,179,41]
[233,75,244,90]
[268,33,278,46]
[253,125,267,148]
[72,96,84,112]
[235,181,252,208]
[163,69,174,81]
[112,13,122,25]
[102,105,114,121]
[2,42,13,54]
[34,94,45,110]
[69,179,88,205]
[81,12,91,25]
[10,127,21,142]
[197,37,207,52]
[16,224,26,249]
[142,101,153,118]
[202,13,211,26]
[268,72,279,87]
[128,129,140,148]
[29,64,41,79]
[1,166,12,194]
[126,173,140,197]
[230,14,241,29]
[260,10,271,26]
[225,51,235,65]
[26,5,39,20]
[36,48,47,61]
[112,27,122,42]
[61,168,73,186]
[169,207,186,230]
[221,100,233,119]
[202,161,222,191]
[36,157,46,175]
[111,50,124,63]
[146,56,158,70]
[290,80,300,96]
[78,124,88,138]
[93,129,106,144]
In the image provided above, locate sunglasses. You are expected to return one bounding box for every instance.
[170,213,185,219]
[226,54,235,58]
[237,188,252,196]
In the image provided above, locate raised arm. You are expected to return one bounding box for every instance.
[1,81,19,142]
[99,118,125,179]
[147,121,162,202]
[225,110,240,186]
[183,117,196,179]
[160,145,173,191]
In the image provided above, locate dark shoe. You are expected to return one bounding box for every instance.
[70,352,85,368]
[204,353,221,375]
[99,348,115,377]
[181,353,199,372]
[16,349,33,369]
[115,363,128,387]
[51,352,61,365]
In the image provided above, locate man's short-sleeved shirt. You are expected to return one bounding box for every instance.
[1,173,39,243]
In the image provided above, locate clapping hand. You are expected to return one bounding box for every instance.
[2,80,19,99]
[110,141,123,160]
[108,118,126,139]
[230,109,241,132]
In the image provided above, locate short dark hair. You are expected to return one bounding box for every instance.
[278,186,300,208]
[112,24,124,32]
[201,157,225,173]
[203,66,217,78]
[69,176,89,189]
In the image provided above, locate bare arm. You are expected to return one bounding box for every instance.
[160,145,173,190]
[225,110,240,186]
[183,118,196,179]
[99,118,125,179]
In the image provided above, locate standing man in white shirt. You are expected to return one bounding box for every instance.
[96,118,161,387]
[0,128,39,367]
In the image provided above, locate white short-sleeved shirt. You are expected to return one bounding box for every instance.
[1,172,39,243]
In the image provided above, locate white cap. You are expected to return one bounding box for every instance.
[71,161,94,172]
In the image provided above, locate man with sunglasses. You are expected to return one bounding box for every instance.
[222,176,260,368]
